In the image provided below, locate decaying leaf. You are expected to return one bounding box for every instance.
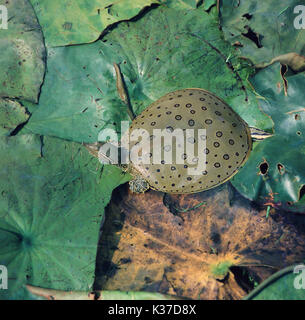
[95,183,305,300]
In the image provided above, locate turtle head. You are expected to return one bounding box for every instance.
[249,127,273,141]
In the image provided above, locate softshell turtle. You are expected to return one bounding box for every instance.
[119,88,271,194]
[87,65,272,194]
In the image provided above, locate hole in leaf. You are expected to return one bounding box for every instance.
[280,64,288,96]
[295,114,301,120]
[242,26,263,48]
[259,161,269,175]
[277,163,285,175]
[299,185,305,201]
[242,13,253,20]
[297,131,302,136]
[230,266,257,294]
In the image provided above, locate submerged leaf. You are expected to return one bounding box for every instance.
[95,183,305,300]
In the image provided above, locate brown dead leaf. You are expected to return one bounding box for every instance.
[95,183,305,300]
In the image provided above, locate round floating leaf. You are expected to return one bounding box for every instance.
[30,0,160,47]
[0,0,46,103]
[220,0,305,66]
[0,134,129,299]
[24,6,271,143]
[245,265,305,300]
[232,64,305,212]
[0,98,29,136]
[160,0,199,8]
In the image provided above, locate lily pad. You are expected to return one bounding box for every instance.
[231,64,305,212]
[30,0,160,47]
[0,0,46,103]
[246,265,305,300]
[160,0,199,8]
[220,0,305,66]
[0,98,29,136]
[24,6,272,143]
[0,134,129,299]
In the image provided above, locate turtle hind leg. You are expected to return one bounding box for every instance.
[129,176,150,193]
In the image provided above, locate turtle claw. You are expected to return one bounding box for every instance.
[129,176,150,194]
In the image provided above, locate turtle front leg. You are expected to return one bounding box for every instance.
[129,175,150,193]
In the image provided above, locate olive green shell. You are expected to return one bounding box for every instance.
[125,88,252,194]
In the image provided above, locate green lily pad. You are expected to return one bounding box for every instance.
[160,0,199,8]
[0,98,29,136]
[0,134,129,300]
[24,6,271,143]
[30,0,160,47]
[231,64,305,212]
[245,265,305,300]
[0,0,46,103]
[220,0,305,66]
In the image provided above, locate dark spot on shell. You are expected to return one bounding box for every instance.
[205,119,212,124]
[215,111,222,116]
[187,177,192,181]
[186,103,192,108]
[188,119,195,126]
[151,122,156,126]
[223,154,230,160]
[202,106,207,111]
[174,104,180,107]
[216,131,223,137]
[175,115,182,120]
[166,111,172,115]
[204,148,209,154]
[229,139,235,145]
[214,162,221,168]
[171,166,176,171]
[214,142,220,148]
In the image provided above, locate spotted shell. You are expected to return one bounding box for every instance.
[124,88,252,194]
